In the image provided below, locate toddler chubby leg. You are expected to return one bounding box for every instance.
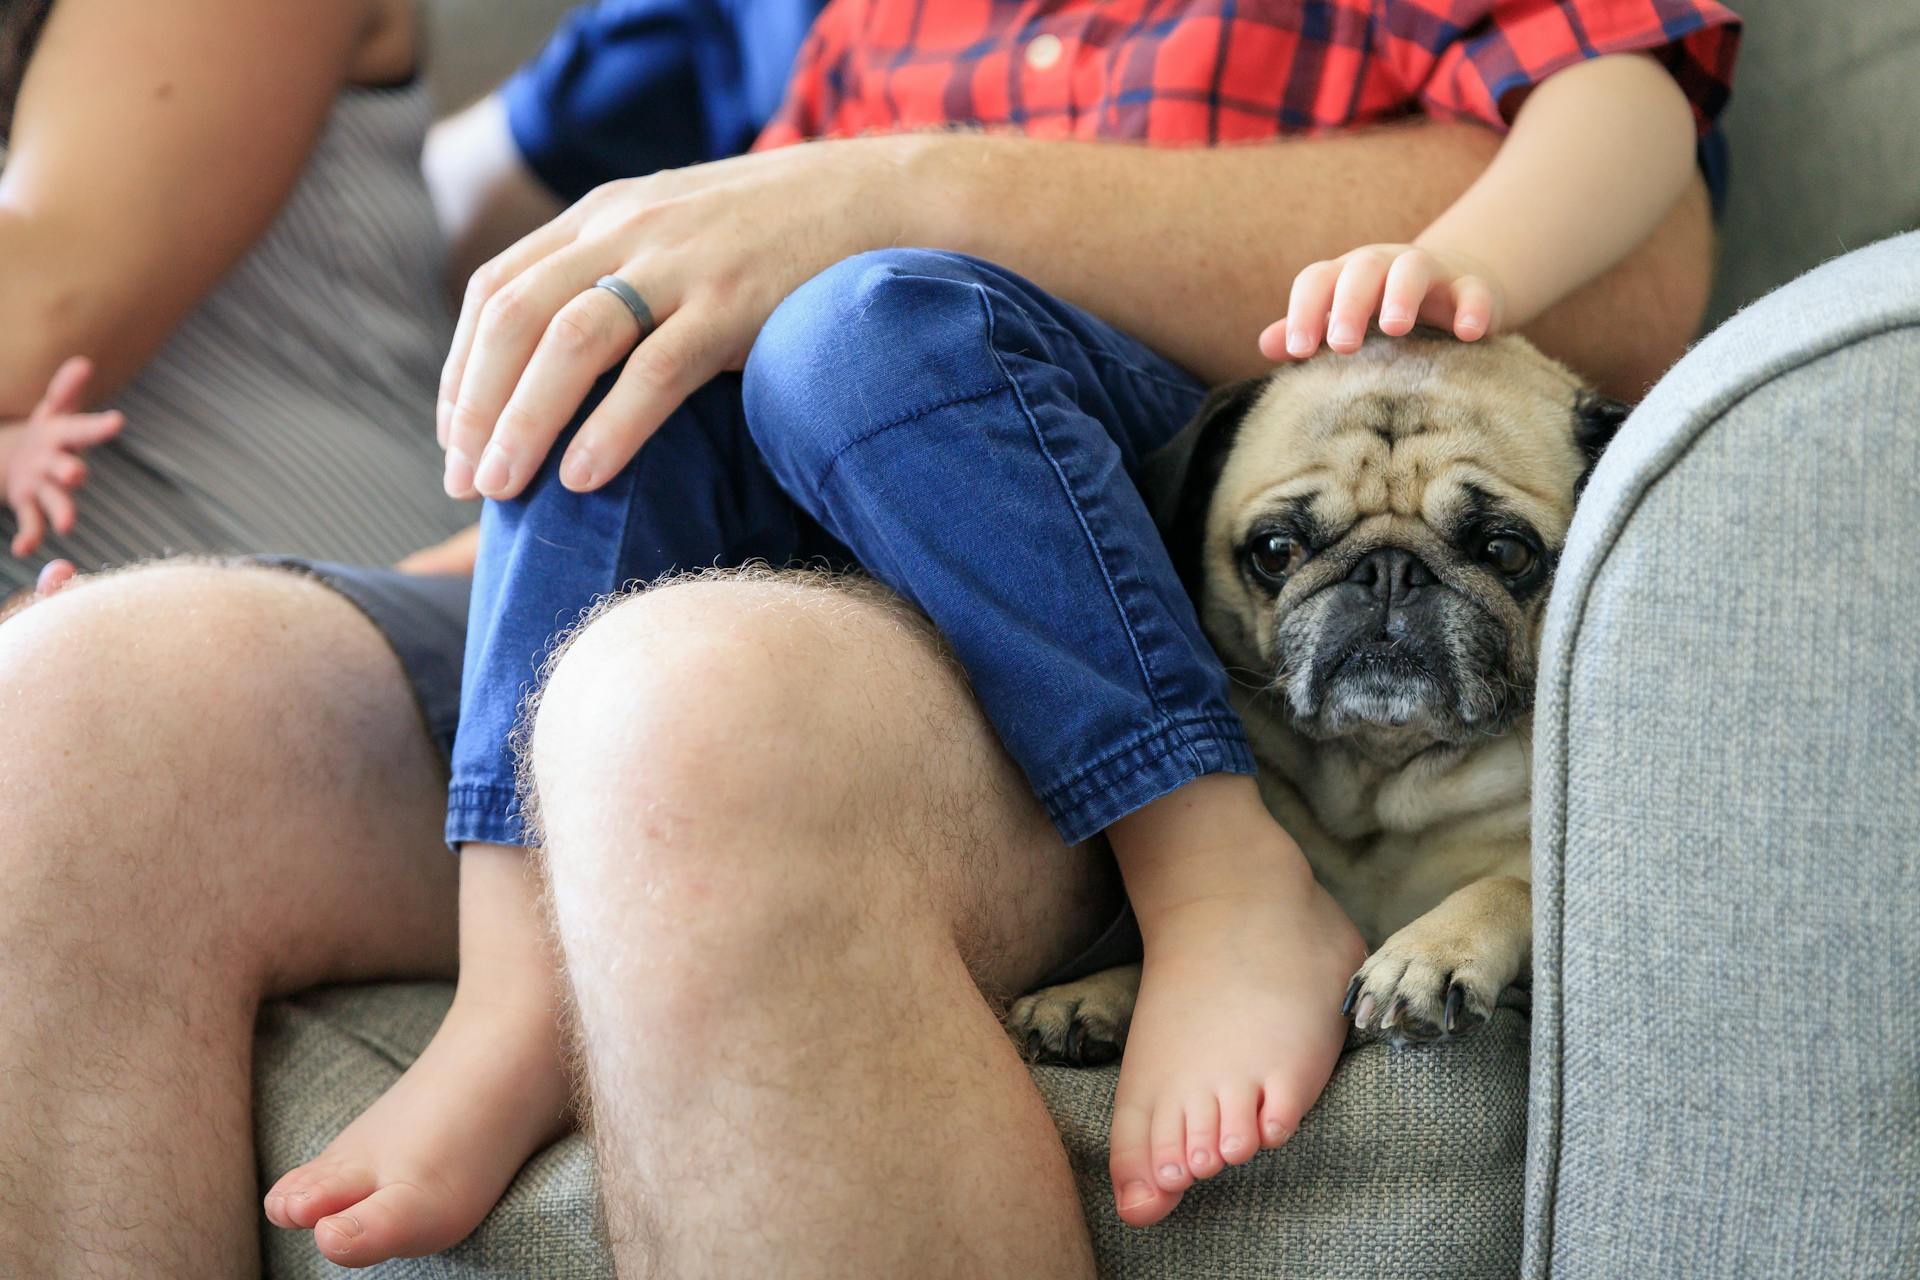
[746,249,1363,1227]
[262,843,570,1265]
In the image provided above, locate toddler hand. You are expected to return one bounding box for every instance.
[2,357,124,558]
[1260,244,1506,361]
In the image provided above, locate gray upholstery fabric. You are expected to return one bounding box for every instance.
[1525,231,1920,1279]
[1705,0,1920,327]
[256,985,1530,1278]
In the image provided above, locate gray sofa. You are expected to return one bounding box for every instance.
[257,1,1920,1275]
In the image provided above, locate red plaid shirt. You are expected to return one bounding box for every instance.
[758,0,1740,154]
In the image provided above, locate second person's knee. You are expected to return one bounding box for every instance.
[743,248,1004,496]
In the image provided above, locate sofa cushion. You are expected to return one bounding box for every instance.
[1705,0,1920,323]
[257,983,1529,1277]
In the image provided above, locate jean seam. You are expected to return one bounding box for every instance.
[1041,719,1255,842]
[974,282,1206,761]
[1036,713,1250,806]
[812,382,1010,494]
[1019,314,1201,399]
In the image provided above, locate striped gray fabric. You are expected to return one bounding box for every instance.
[0,81,470,592]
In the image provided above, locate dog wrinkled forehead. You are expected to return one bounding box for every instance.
[1208,334,1594,543]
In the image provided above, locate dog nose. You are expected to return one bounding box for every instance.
[1346,548,1437,607]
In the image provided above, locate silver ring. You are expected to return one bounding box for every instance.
[592,275,655,338]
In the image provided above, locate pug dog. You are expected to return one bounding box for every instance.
[1010,331,1625,1055]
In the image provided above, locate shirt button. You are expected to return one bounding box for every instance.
[1025,33,1063,71]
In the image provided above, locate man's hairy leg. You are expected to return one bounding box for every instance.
[530,573,1122,1280]
[0,563,459,1277]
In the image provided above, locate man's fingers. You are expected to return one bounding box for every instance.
[472,286,649,500]
[438,216,586,447]
[1379,252,1433,336]
[561,309,720,492]
[37,356,94,418]
[444,243,623,492]
[1284,260,1342,358]
[1327,251,1392,353]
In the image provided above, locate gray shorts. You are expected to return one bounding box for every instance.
[256,557,468,766]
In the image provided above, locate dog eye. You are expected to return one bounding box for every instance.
[1245,532,1306,586]
[1479,535,1536,577]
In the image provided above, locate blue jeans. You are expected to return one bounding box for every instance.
[446,250,1254,849]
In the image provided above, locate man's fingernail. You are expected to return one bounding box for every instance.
[1382,308,1410,327]
[474,445,511,493]
[1119,1181,1154,1210]
[561,446,596,490]
[443,449,474,495]
[1286,329,1312,357]
[320,1213,362,1240]
[1329,322,1359,346]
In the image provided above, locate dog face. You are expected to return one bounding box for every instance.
[1152,333,1625,759]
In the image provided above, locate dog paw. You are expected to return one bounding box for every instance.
[1340,926,1515,1044]
[1005,965,1138,1066]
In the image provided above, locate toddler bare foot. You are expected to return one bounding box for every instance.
[1104,778,1364,1228]
[263,844,569,1266]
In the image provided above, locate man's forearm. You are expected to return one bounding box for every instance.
[893,123,1712,399]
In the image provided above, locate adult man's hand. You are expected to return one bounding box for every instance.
[436,137,920,500]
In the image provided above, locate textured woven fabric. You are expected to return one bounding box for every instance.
[1526,231,1920,1279]
[255,984,1529,1278]
[1704,0,1920,327]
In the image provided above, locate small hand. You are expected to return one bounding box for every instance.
[394,523,480,576]
[1259,244,1506,362]
[2,357,125,558]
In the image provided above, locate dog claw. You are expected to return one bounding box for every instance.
[1385,997,1408,1029]
[1443,984,1465,1034]
[1340,974,1364,1016]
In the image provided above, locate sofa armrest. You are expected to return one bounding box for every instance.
[1525,232,1920,1279]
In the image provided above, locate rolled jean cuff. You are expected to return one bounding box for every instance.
[1039,714,1256,846]
[445,781,527,850]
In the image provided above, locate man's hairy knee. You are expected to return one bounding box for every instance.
[521,566,969,841]
[0,556,381,757]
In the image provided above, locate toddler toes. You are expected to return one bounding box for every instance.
[1217,1084,1262,1165]
[1109,1103,1182,1227]
[1182,1094,1222,1178]
[1259,1075,1309,1149]
[1149,1103,1193,1193]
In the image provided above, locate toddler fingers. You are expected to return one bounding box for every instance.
[56,410,124,450]
[37,483,77,536]
[37,356,94,418]
[1327,251,1392,353]
[9,494,44,558]
[1379,252,1433,336]
[1283,260,1341,358]
[1450,276,1495,341]
[46,452,87,489]
[1256,318,1291,363]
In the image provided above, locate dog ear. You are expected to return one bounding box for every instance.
[1572,391,1631,462]
[1141,376,1268,592]
[1571,391,1631,494]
